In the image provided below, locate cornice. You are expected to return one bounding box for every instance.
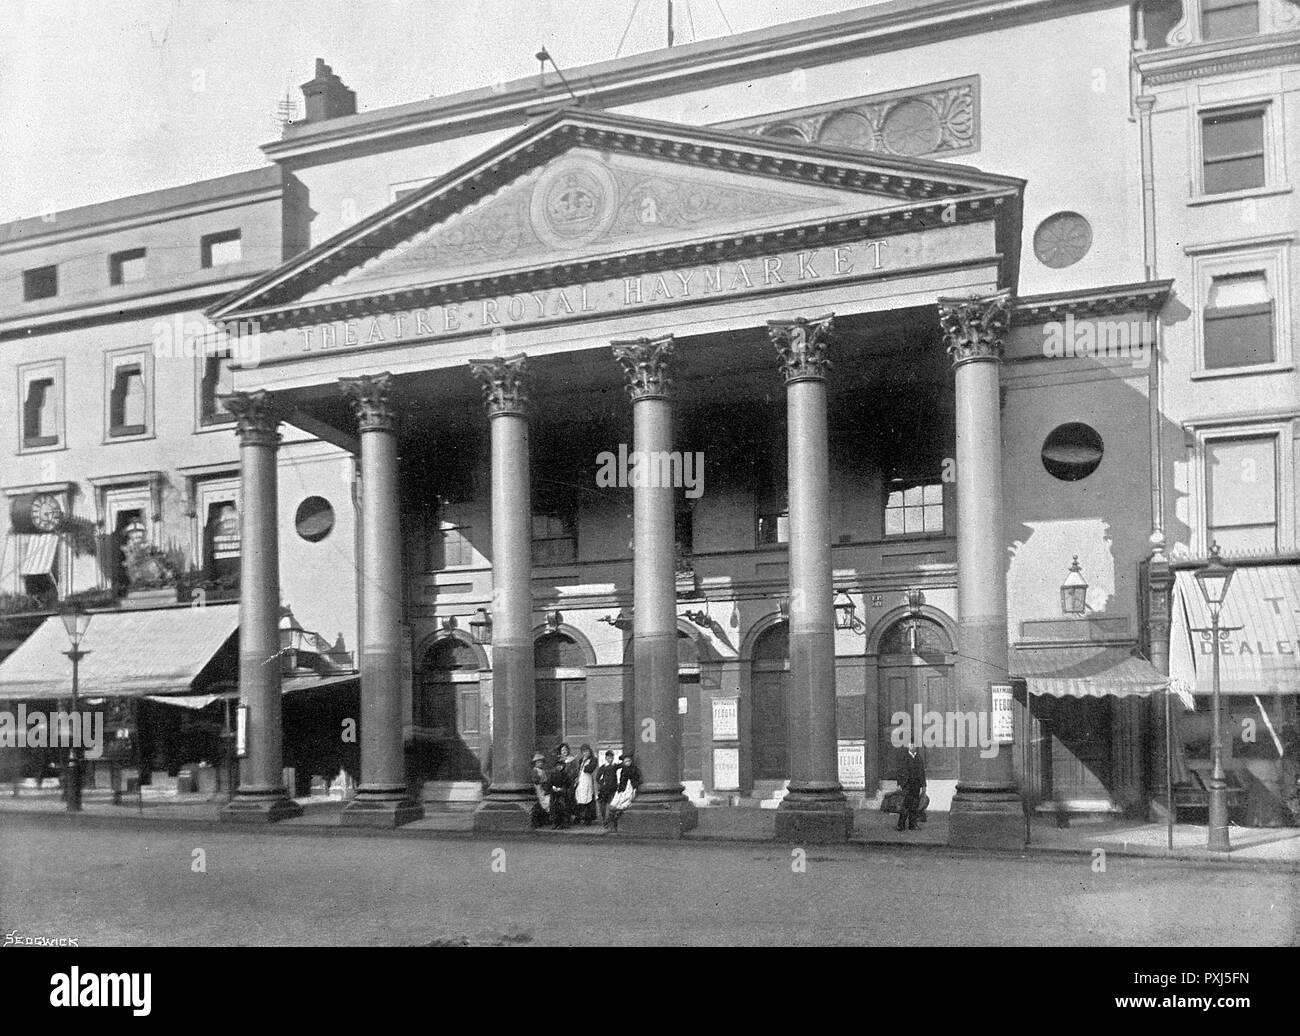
[1011,278,1173,325]
[227,190,1016,330]
[1135,28,1300,86]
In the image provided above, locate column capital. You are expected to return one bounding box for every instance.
[468,353,529,417]
[769,314,834,383]
[612,335,674,401]
[340,372,397,433]
[939,291,1012,368]
[222,390,281,448]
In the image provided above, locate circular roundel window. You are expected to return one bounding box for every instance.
[295,496,335,542]
[1041,423,1104,482]
[1033,211,1093,269]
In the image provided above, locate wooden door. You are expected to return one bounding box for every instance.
[751,668,789,779]
[535,679,563,754]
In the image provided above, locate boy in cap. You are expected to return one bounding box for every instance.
[594,749,620,825]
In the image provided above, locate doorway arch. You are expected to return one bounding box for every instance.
[749,620,790,781]
[414,633,486,781]
[875,614,957,780]
[534,631,588,756]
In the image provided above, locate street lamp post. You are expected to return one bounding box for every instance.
[1193,544,1235,853]
[59,604,92,814]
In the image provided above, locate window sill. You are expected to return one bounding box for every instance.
[1188,184,1292,207]
[1190,362,1293,381]
[20,437,61,451]
[105,428,153,444]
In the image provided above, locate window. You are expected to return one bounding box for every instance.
[1041,424,1105,481]
[109,363,146,437]
[109,248,146,285]
[18,362,62,451]
[201,229,242,268]
[884,479,944,535]
[1201,0,1259,41]
[1204,272,1274,369]
[1201,109,1266,195]
[427,506,474,569]
[199,348,235,425]
[532,512,576,565]
[295,496,335,542]
[1207,436,1277,553]
[756,443,788,546]
[22,265,57,301]
[22,378,57,447]
[204,500,240,584]
[111,509,147,595]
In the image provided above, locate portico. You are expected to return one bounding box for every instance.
[208,108,1027,844]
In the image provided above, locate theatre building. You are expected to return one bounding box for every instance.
[4,0,1297,842]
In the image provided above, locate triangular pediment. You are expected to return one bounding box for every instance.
[211,109,1023,320]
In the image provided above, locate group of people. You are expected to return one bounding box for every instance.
[531,743,641,831]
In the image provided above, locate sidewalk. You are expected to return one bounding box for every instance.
[3,789,1298,870]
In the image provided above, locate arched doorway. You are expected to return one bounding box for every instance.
[750,622,790,780]
[877,615,957,780]
[414,637,484,781]
[535,632,588,755]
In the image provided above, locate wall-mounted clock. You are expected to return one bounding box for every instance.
[9,492,64,534]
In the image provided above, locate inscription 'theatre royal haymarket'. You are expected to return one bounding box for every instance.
[279,242,887,355]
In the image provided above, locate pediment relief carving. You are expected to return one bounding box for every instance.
[300,147,884,303]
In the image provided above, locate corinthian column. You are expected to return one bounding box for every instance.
[469,354,537,832]
[940,291,1023,848]
[339,372,423,827]
[612,336,697,837]
[220,391,301,823]
[769,315,851,843]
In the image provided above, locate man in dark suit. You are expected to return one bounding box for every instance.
[897,741,927,832]
[594,750,620,825]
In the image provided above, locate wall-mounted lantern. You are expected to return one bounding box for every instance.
[545,609,563,632]
[469,607,492,645]
[1061,556,1088,615]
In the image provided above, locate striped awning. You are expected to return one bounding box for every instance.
[18,534,59,576]
[1171,563,1300,696]
[1011,644,1169,698]
[0,604,238,701]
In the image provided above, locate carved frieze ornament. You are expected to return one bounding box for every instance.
[612,336,674,401]
[221,390,281,448]
[340,372,398,433]
[769,314,834,383]
[938,291,1013,367]
[467,353,529,417]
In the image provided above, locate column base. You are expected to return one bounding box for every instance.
[340,792,424,828]
[472,797,536,834]
[947,790,1025,850]
[774,795,853,843]
[618,798,699,838]
[220,793,303,824]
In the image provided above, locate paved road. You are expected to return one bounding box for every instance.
[1,816,1295,946]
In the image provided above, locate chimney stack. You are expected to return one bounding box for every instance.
[300,58,356,123]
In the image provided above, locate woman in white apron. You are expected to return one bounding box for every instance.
[573,743,598,825]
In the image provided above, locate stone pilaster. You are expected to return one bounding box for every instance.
[339,372,423,827]
[469,354,538,832]
[220,390,301,823]
[940,291,1023,848]
[770,315,851,843]
[611,336,697,837]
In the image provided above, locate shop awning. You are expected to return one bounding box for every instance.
[18,534,59,576]
[0,604,238,702]
[142,672,359,710]
[1010,644,1170,698]
[1171,563,1300,696]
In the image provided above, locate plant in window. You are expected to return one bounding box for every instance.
[122,540,188,589]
